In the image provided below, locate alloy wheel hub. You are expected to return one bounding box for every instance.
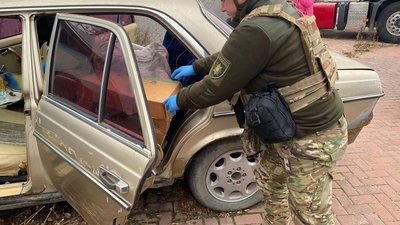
[205,150,259,202]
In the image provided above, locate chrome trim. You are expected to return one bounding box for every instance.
[33,131,132,211]
[44,96,151,158]
[197,0,232,38]
[341,92,385,103]
[99,167,129,194]
[338,68,375,71]
[213,111,235,118]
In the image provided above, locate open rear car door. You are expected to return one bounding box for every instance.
[34,13,158,225]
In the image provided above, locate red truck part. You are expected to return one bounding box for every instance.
[311,0,400,43]
[313,3,337,29]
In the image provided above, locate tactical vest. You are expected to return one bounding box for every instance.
[241,4,338,113]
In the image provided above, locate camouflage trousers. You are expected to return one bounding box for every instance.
[246,116,348,225]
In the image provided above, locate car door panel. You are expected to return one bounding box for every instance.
[34,99,148,221]
[34,13,157,225]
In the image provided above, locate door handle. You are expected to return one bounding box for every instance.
[99,167,129,194]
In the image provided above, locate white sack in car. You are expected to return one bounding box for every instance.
[132,42,171,80]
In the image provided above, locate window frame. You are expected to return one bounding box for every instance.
[42,8,209,149]
[46,14,149,147]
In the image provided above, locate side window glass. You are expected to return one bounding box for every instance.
[50,20,107,117]
[104,39,143,141]
[132,15,196,75]
[49,19,143,141]
[133,15,166,45]
[0,17,23,107]
[0,18,22,39]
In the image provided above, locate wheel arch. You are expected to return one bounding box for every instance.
[367,0,397,29]
[375,0,400,43]
[375,0,399,22]
[170,117,243,179]
[182,134,262,211]
[182,135,241,178]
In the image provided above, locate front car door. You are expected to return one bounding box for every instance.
[34,13,157,225]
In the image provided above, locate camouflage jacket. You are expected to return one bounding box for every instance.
[176,0,344,137]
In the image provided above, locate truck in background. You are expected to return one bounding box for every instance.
[313,0,400,43]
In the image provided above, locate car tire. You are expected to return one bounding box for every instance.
[186,137,263,211]
[377,2,400,43]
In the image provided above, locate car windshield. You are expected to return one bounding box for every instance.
[198,0,233,37]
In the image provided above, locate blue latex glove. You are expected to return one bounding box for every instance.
[171,65,195,80]
[163,95,179,116]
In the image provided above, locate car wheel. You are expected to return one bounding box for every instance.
[186,137,263,211]
[377,2,400,43]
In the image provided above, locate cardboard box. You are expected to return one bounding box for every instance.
[143,78,180,146]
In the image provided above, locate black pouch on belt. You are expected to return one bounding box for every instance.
[245,84,296,144]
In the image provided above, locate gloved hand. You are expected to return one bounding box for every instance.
[171,65,195,80]
[163,95,179,116]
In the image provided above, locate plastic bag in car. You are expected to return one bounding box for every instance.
[0,72,22,107]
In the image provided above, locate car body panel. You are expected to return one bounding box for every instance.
[332,52,384,141]
[0,0,384,222]
[34,13,157,224]
[157,108,243,178]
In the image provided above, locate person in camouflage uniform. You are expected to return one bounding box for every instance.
[163,0,348,224]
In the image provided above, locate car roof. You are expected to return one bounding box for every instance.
[1,0,201,22]
[0,0,226,55]
[3,0,185,9]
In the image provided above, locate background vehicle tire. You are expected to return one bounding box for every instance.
[377,2,400,43]
[186,137,263,211]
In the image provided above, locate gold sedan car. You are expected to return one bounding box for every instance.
[0,0,383,224]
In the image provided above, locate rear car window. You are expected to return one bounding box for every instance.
[0,18,22,39]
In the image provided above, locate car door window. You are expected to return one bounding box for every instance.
[49,19,143,141]
[0,18,22,39]
[0,17,23,107]
[104,39,143,140]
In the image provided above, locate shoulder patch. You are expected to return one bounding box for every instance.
[210,53,231,79]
